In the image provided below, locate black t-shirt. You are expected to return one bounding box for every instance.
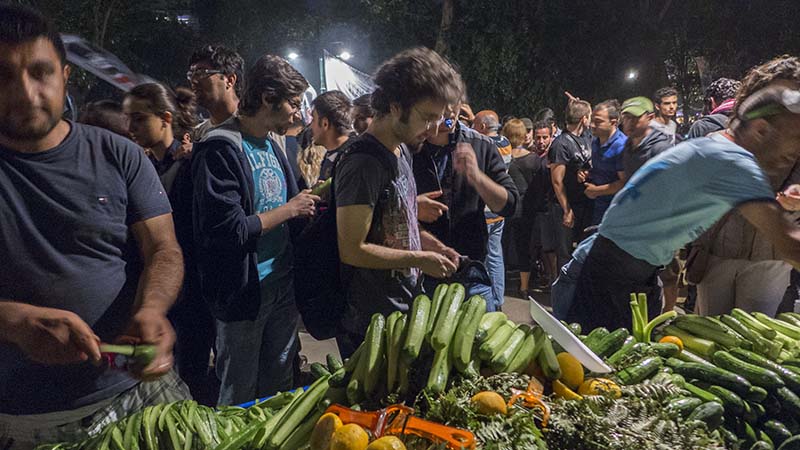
[335,133,421,335]
[509,152,551,217]
[548,131,592,205]
[0,122,172,414]
[319,136,355,182]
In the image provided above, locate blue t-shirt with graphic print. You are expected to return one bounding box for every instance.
[242,135,290,281]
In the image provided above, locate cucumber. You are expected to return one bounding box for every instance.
[650,342,681,358]
[427,284,449,336]
[676,314,730,333]
[426,346,451,393]
[665,397,703,418]
[592,328,630,358]
[672,361,753,396]
[778,313,800,328]
[730,347,800,394]
[478,320,515,361]
[776,387,800,419]
[687,401,725,430]
[733,308,778,339]
[722,314,782,359]
[747,385,769,403]
[713,351,785,391]
[386,313,407,393]
[764,420,793,447]
[754,312,800,340]
[490,325,527,372]
[683,381,723,404]
[606,339,640,367]
[537,333,561,380]
[582,327,610,350]
[326,354,343,374]
[475,311,507,343]
[708,385,745,415]
[309,362,330,380]
[402,294,431,362]
[663,325,717,357]
[452,295,486,370]
[362,313,387,395]
[265,374,331,449]
[505,328,536,374]
[567,322,582,335]
[432,283,466,350]
[674,318,743,348]
[616,356,663,385]
[675,348,715,366]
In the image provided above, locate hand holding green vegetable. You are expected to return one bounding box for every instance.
[117,306,175,380]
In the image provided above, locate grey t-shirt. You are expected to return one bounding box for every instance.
[0,123,172,414]
[335,134,421,335]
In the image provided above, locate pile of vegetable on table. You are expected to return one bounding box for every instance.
[35,284,800,450]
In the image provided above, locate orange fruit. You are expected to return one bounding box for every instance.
[659,335,684,352]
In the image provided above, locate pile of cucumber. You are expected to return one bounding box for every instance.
[34,373,339,450]
[604,310,800,450]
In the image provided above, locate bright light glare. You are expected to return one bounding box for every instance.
[287,52,299,60]
[627,70,638,81]
[339,51,352,61]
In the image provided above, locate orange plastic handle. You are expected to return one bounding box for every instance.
[385,414,475,449]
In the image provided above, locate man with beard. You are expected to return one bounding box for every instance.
[0,6,187,448]
[191,55,320,405]
[311,90,355,181]
[334,48,463,356]
[187,45,243,141]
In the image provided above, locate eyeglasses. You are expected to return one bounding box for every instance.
[287,97,302,112]
[186,69,224,82]
[413,107,445,131]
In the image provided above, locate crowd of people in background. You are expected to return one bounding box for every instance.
[3,4,800,449]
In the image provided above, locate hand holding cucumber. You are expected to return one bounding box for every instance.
[117,306,175,380]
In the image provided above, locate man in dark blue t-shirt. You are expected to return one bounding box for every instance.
[584,100,627,225]
[0,6,187,448]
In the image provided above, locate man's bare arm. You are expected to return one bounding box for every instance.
[739,201,800,270]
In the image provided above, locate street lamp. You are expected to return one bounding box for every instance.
[287,52,299,60]
[338,51,352,61]
[626,70,638,81]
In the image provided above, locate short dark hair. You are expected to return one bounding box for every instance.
[706,77,742,104]
[79,100,129,137]
[0,4,66,66]
[189,45,245,97]
[532,120,552,134]
[371,47,463,118]
[353,93,375,117]
[732,55,800,130]
[534,107,557,128]
[594,99,621,121]
[654,87,679,105]
[312,90,352,135]
[565,100,591,125]
[239,55,309,116]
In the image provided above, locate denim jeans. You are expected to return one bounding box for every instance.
[484,220,506,311]
[551,257,583,320]
[215,275,300,406]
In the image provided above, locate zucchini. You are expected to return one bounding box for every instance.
[708,385,745,415]
[733,308,778,339]
[386,313,407,393]
[747,385,769,403]
[616,356,663,385]
[682,381,723,404]
[674,317,743,348]
[362,313,386,395]
[665,397,703,418]
[427,283,449,336]
[309,362,330,380]
[567,322,582,335]
[592,328,630,358]
[537,333,561,380]
[427,346,451,393]
[779,313,800,328]
[402,294,431,362]
[490,325,527,372]
[505,328,537,374]
[432,283,466,350]
[754,312,800,340]
[452,295,486,370]
[675,348,714,366]
[763,420,793,447]
[326,354,343,374]
[475,311,507,343]
[687,401,725,430]
[676,314,729,333]
[722,314,782,359]
[582,327,610,349]
[672,361,752,396]
[478,320,515,361]
[663,325,717,357]
[777,387,800,419]
[606,339,640,367]
[730,347,800,394]
[265,374,331,449]
[650,342,681,358]
[713,351,785,391]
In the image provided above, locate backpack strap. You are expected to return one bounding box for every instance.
[329,138,400,210]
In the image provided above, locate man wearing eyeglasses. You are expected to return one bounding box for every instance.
[191,55,319,405]
[334,48,464,357]
[413,104,519,312]
[187,45,243,142]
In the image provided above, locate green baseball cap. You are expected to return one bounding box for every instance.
[621,96,655,117]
